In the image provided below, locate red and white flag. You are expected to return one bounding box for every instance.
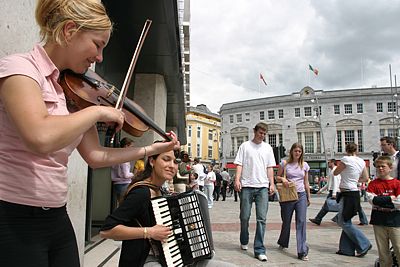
[259,73,267,86]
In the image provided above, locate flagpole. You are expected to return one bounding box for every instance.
[308,66,311,86]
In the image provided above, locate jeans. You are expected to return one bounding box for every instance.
[337,196,371,255]
[277,191,309,257]
[204,183,214,208]
[239,187,269,256]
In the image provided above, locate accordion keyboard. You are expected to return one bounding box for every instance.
[151,191,212,267]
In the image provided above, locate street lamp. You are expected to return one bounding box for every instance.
[311,97,329,177]
[211,129,220,165]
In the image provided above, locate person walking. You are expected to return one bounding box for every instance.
[220,168,231,201]
[309,159,341,225]
[111,137,135,206]
[276,143,311,261]
[204,165,216,208]
[192,158,206,191]
[213,168,223,201]
[234,122,276,262]
[333,143,372,257]
[0,0,179,266]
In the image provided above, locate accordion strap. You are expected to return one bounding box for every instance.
[126,181,160,194]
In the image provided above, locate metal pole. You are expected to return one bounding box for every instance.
[390,64,394,136]
[314,96,329,177]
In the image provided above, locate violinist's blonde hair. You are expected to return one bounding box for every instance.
[35,0,113,45]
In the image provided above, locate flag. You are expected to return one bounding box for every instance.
[259,73,267,86]
[309,64,319,75]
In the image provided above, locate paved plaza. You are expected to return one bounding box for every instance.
[84,193,378,267]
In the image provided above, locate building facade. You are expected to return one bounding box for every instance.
[184,104,221,165]
[220,86,400,179]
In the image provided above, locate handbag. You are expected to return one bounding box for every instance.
[326,198,339,212]
[276,163,298,202]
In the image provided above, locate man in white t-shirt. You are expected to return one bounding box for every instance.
[234,122,276,262]
[192,158,206,191]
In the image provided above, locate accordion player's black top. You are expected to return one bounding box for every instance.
[101,185,155,267]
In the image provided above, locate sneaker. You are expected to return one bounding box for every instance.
[256,254,268,261]
[331,217,338,223]
[309,218,321,225]
[240,244,248,250]
[299,255,309,261]
[278,245,286,250]
[356,244,372,257]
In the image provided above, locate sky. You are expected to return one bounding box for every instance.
[190,0,400,114]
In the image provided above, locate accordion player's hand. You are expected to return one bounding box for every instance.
[149,224,172,241]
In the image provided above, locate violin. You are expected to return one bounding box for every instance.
[59,19,171,141]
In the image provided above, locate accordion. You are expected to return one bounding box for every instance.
[150,190,214,267]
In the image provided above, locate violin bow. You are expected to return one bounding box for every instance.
[115,19,152,110]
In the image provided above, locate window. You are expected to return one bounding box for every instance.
[388,128,396,137]
[380,129,385,137]
[236,114,242,123]
[344,104,353,114]
[278,109,283,118]
[231,137,235,155]
[197,126,201,138]
[304,132,314,153]
[357,129,363,152]
[388,102,397,113]
[268,110,275,120]
[188,125,192,137]
[334,105,340,115]
[356,103,363,113]
[344,130,355,144]
[304,107,312,117]
[316,131,321,153]
[245,112,250,121]
[229,115,234,123]
[237,137,244,148]
[377,102,383,112]
[295,108,300,117]
[188,143,191,156]
[208,130,213,140]
[196,144,200,157]
[279,133,283,145]
[259,111,265,120]
[297,132,302,144]
[208,146,213,158]
[337,131,342,153]
[268,134,277,147]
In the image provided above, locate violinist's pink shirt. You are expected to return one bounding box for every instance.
[0,44,82,207]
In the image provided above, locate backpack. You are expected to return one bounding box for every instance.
[203,164,208,174]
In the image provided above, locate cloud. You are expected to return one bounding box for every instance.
[190,0,400,113]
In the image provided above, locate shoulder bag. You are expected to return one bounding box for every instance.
[276,163,298,202]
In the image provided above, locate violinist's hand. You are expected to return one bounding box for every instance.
[149,131,180,155]
[148,224,172,242]
[166,130,180,150]
[97,106,125,132]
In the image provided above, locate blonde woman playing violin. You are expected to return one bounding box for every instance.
[0,1,179,266]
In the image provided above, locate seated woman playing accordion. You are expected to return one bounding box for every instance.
[100,147,236,267]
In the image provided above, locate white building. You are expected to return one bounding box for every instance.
[220,86,400,179]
